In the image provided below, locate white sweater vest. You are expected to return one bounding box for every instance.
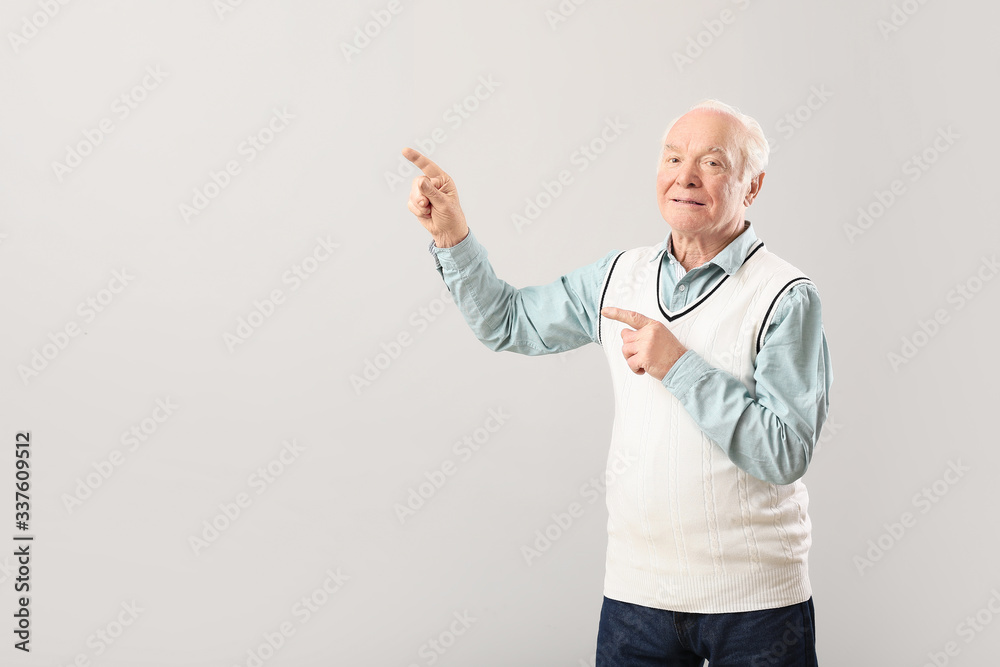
[597,239,814,613]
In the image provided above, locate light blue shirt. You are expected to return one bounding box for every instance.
[428,221,833,485]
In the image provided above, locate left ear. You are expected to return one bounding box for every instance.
[744,171,765,207]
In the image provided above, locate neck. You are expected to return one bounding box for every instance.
[671,219,748,272]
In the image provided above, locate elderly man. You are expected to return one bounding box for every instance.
[403,99,832,666]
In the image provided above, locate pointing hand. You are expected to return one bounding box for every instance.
[601,307,688,381]
[402,147,469,248]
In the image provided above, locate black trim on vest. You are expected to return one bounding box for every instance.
[655,240,766,322]
[597,251,627,345]
[755,276,812,354]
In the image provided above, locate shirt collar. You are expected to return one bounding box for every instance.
[650,220,759,276]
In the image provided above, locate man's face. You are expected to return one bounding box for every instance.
[655,109,759,237]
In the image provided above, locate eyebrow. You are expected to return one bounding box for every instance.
[662,144,730,158]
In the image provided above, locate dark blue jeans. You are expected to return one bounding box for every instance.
[596,596,817,666]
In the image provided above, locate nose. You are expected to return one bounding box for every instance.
[676,161,700,187]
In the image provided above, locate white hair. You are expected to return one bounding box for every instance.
[658,99,769,182]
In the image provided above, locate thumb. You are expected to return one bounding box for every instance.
[419,177,443,199]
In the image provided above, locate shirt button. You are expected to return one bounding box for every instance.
[678,284,686,292]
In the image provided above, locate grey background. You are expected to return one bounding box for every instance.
[1,0,998,665]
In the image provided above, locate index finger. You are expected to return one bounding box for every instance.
[402,147,446,179]
[601,307,653,329]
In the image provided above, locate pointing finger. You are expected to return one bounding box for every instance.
[602,307,655,329]
[402,147,447,179]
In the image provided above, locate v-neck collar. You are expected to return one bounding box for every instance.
[655,237,766,322]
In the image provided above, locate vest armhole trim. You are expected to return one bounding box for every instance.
[597,251,627,346]
[755,276,813,354]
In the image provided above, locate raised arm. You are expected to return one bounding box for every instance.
[402,148,618,354]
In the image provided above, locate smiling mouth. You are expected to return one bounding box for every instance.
[671,198,704,206]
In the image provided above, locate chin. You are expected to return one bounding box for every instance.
[660,209,708,230]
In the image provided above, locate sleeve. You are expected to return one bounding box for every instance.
[661,282,833,485]
[429,227,620,354]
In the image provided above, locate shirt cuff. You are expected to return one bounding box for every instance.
[427,239,442,270]
[662,349,713,398]
[429,228,482,275]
